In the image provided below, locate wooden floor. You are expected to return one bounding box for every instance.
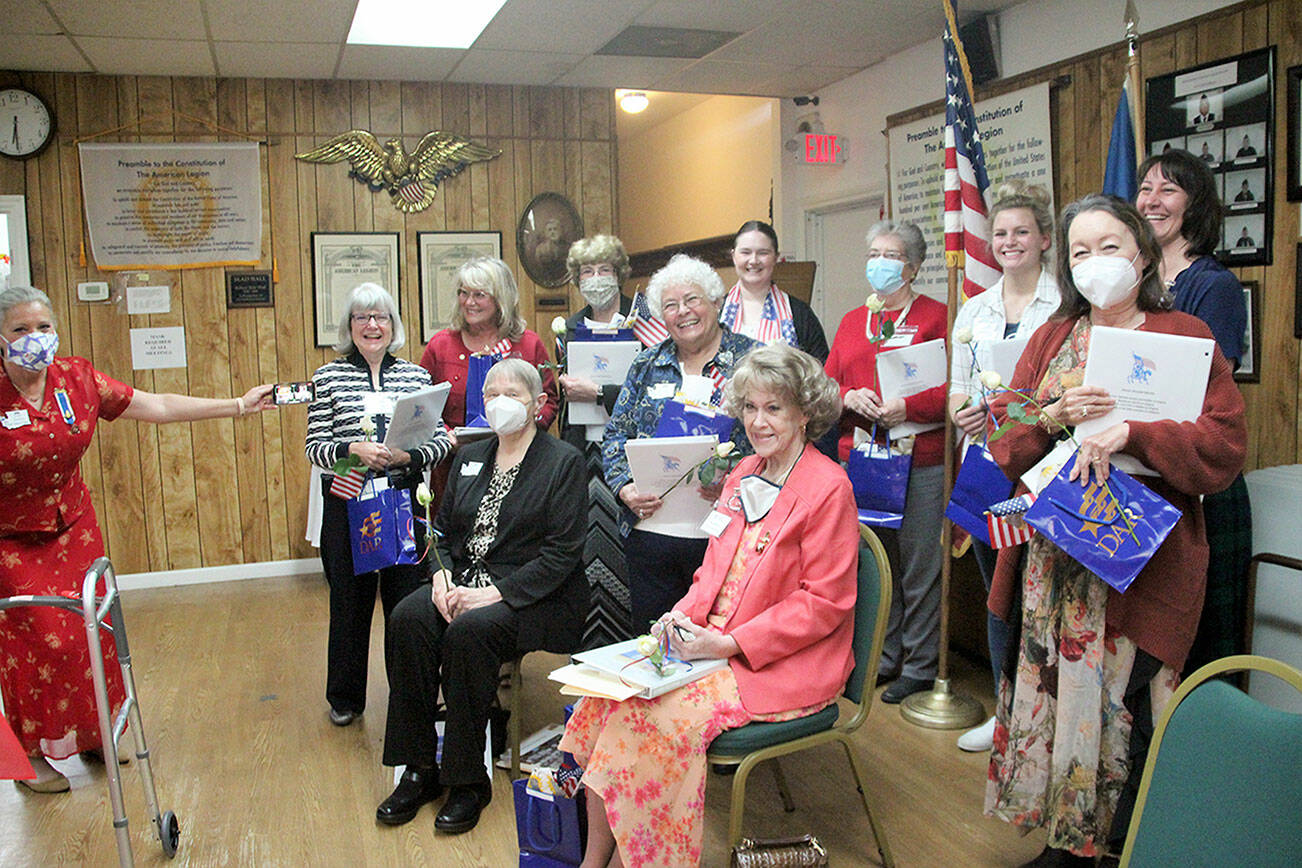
[1,574,1046,867]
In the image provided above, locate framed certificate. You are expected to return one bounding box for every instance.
[311,232,400,347]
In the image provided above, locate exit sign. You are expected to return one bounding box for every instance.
[804,133,841,164]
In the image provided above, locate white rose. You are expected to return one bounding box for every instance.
[636,635,660,657]
[416,482,433,507]
[864,293,886,312]
[551,316,567,335]
[715,441,736,458]
[954,326,974,345]
[979,370,1003,390]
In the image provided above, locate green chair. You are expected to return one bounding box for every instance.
[1120,654,1302,868]
[705,524,894,866]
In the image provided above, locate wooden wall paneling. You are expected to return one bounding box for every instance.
[1242,2,1269,48]
[1174,24,1199,68]
[484,85,513,138]
[1097,48,1127,179]
[512,86,531,139]
[563,139,584,314]
[578,88,611,141]
[1197,8,1244,61]
[467,84,487,138]
[1140,33,1177,80]
[1049,64,1074,214]
[1269,0,1302,464]
[488,136,517,276]
[396,82,441,355]
[511,137,535,316]
[369,80,403,136]
[348,81,376,235]
[294,80,326,555]
[1071,57,1103,196]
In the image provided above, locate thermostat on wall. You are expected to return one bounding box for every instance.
[78,281,110,302]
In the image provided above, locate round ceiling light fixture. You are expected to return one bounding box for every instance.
[617,90,649,114]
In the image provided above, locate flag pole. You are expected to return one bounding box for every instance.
[900,0,986,731]
[1125,0,1143,157]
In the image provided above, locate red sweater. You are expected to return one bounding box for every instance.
[824,293,949,466]
[987,311,1246,669]
[418,328,558,429]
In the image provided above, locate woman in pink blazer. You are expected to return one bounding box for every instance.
[560,344,858,868]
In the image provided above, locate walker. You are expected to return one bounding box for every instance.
[0,556,180,866]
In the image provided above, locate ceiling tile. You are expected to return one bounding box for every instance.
[46,0,207,40]
[446,50,583,86]
[771,65,863,97]
[472,0,644,53]
[335,45,465,82]
[0,35,93,73]
[705,15,880,69]
[633,0,792,32]
[77,37,216,76]
[657,59,793,97]
[214,42,339,80]
[204,0,358,44]
[551,55,691,90]
[4,0,62,34]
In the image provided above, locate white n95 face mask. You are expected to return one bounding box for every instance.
[485,394,529,435]
[1071,253,1140,310]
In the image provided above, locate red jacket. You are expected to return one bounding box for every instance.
[824,294,948,465]
[418,328,558,429]
[987,311,1246,669]
[675,443,858,716]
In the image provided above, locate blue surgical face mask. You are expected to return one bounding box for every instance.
[5,331,59,372]
[865,257,906,294]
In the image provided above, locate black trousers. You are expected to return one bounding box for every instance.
[623,529,708,633]
[319,489,427,715]
[382,589,521,787]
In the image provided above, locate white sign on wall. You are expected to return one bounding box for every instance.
[887,82,1053,302]
[130,326,187,370]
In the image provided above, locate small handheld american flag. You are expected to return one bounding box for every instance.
[629,292,670,347]
[986,493,1037,548]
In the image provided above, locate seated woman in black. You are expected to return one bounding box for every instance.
[376,358,587,833]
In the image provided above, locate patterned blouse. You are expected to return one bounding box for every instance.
[459,462,522,588]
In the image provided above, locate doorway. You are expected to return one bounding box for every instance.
[804,197,881,344]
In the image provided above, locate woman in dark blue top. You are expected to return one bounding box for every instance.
[1135,148,1250,677]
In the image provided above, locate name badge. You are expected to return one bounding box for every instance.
[883,325,918,348]
[700,510,732,537]
[2,409,31,429]
[461,461,483,476]
[648,382,676,400]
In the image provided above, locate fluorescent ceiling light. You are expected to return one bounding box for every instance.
[347,0,508,49]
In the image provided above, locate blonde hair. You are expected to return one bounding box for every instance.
[989,180,1054,262]
[723,344,841,441]
[566,235,631,286]
[451,256,526,341]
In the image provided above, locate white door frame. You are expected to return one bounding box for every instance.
[804,195,881,331]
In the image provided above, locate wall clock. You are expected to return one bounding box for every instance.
[0,88,55,159]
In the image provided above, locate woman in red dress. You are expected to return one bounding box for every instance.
[0,286,273,793]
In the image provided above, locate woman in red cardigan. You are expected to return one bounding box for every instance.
[560,344,855,868]
[419,256,558,503]
[824,219,948,704]
[984,195,1245,868]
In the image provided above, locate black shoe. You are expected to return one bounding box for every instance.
[1017,846,1095,868]
[881,677,933,704]
[329,707,359,727]
[875,671,900,688]
[434,783,492,834]
[376,767,444,826]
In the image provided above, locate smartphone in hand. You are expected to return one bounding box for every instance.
[273,382,315,405]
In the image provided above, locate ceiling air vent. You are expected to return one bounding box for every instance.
[595,26,740,59]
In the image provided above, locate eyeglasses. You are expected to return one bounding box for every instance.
[352,312,391,325]
[457,288,493,303]
[866,250,907,262]
[660,294,709,317]
[578,264,617,277]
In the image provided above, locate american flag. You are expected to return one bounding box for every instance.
[943,0,1001,299]
[330,465,369,500]
[629,292,670,347]
[986,493,1037,548]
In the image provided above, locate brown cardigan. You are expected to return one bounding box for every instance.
[987,311,1246,669]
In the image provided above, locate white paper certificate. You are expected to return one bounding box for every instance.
[986,336,1030,385]
[1078,326,1214,475]
[876,338,946,439]
[624,435,718,538]
[566,340,641,425]
[384,382,451,451]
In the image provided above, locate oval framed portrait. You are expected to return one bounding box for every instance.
[516,191,584,288]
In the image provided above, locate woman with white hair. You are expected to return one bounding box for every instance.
[375,358,587,834]
[602,253,757,630]
[825,219,948,705]
[0,285,273,792]
[306,283,453,728]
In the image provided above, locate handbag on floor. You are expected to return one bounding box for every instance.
[730,834,829,868]
[513,768,586,867]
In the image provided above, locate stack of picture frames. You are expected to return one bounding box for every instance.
[1146,47,1275,269]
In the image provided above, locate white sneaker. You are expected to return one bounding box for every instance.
[957,716,996,752]
[17,756,70,793]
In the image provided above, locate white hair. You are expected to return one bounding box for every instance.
[334,282,404,354]
[643,254,726,319]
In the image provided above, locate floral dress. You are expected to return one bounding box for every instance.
[560,523,828,868]
[984,318,1178,857]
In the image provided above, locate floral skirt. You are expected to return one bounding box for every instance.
[0,511,125,758]
[984,536,1177,857]
[559,668,752,868]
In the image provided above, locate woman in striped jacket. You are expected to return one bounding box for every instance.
[306,283,453,728]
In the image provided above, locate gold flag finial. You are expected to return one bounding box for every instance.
[1124,0,1140,50]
